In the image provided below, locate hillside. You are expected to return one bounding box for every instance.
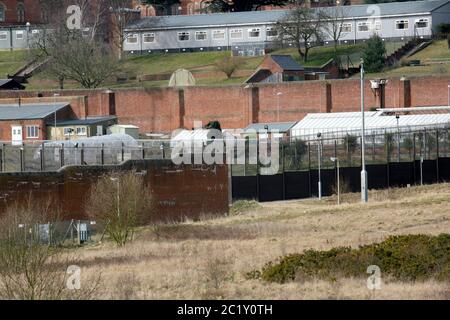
[74,183,450,299]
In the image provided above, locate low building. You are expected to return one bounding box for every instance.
[246,55,304,84]
[0,102,72,144]
[48,116,118,141]
[0,79,25,90]
[107,124,140,139]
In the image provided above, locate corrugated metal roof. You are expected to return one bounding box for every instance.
[0,103,70,120]
[270,55,304,71]
[126,0,448,30]
[291,111,450,139]
[244,122,298,133]
[55,116,117,126]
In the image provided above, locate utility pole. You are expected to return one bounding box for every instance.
[360,59,368,203]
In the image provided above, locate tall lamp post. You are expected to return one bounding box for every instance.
[396,115,400,162]
[331,157,340,205]
[360,59,368,203]
[317,132,322,200]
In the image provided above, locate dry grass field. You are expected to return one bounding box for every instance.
[76,183,450,300]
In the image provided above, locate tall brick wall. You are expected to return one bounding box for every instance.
[1,75,449,134]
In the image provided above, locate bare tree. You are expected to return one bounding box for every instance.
[215,57,243,79]
[322,5,348,58]
[86,172,153,247]
[276,7,327,62]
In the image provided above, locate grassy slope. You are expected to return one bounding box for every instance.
[367,40,450,78]
[0,50,31,78]
[77,183,450,299]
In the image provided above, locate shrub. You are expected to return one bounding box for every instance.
[362,34,387,73]
[258,234,450,283]
[86,171,153,246]
[0,196,99,299]
[230,200,261,216]
[215,56,243,78]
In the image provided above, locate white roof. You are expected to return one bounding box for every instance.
[112,124,139,129]
[291,111,450,139]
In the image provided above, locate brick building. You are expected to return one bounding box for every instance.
[0,0,42,25]
[133,0,363,17]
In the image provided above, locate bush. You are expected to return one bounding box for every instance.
[362,34,387,73]
[257,234,450,283]
[215,56,243,78]
[86,171,153,246]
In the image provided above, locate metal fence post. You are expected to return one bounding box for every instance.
[19,147,24,172]
[0,143,3,172]
[121,142,125,162]
[40,143,45,172]
[101,143,105,165]
[81,143,85,165]
[60,143,65,168]
[436,130,439,182]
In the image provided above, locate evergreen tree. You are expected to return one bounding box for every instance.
[363,34,386,73]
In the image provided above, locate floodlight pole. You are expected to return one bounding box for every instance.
[317,132,322,200]
[360,59,368,203]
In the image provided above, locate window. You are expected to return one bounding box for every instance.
[212,30,225,40]
[16,31,24,40]
[17,3,25,23]
[0,4,5,22]
[357,22,370,32]
[195,31,207,41]
[373,21,382,31]
[143,33,155,43]
[248,28,261,38]
[126,34,138,44]
[230,29,243,39]
[76,127,87,136]
[340,23,352,33]
[266,27,278,37]
[0,32,7,41]
[64,128,75,136]
[26,126,39,139]
[178,32,190,41]
[396,20,409,30]
[415,18,428,29]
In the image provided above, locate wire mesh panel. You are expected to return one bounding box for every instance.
[43,146,62,171]
[23,146,42,172]
[3,145,21,172]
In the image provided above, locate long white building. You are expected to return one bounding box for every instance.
[123,0,450,56]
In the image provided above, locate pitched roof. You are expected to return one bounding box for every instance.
[270,55,304,71]
[54,116,118,126]
[0,79,25,90]
[126,0,449,30]
[0,103,70,120]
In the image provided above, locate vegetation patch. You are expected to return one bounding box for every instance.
[230,200,261,216]
[249,234,450,283]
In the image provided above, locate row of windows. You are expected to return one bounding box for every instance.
[0,3,26,23]
[63,127,87,136]
[127,18,430,45]
[127,27,278,44]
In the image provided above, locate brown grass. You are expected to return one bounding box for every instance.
[74,183,450,300]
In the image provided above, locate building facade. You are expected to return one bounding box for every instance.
[124,0,450,56]
[0,0,42,26]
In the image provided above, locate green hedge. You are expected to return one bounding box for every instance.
[249,234,450,283]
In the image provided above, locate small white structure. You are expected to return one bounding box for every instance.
[170,129,223,148]
[108,125,140,139]
[168,69,196,87]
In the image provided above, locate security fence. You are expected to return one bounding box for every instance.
[231,126,450,176]
[0,140,173,173]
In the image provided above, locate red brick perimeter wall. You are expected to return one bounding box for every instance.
[0,75,449,133]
